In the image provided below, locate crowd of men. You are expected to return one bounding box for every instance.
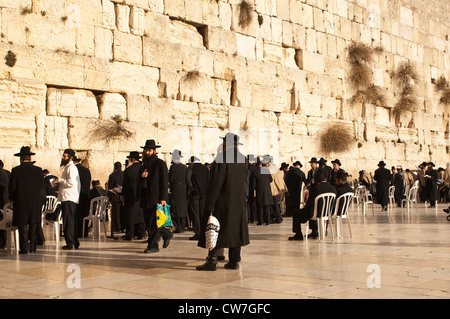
[1,138,449,270]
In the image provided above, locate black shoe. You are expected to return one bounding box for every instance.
[144,247,159,254]
[62,245,73,250]
[74,242,80,250]
[443,208,450,213]
[121,236,133,241]
[19,250,28,255]
[288,234,303,241]
[163,232,173,248]
[224,262,240,269]
[189,235,199,241]
[196,258,217,271]
[308,232,319,239]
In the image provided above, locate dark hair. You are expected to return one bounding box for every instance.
[92,180,100,187]
[114,161,122,171]
[43,169,49,174]
[336,170,347,182]
[315,168,326,183]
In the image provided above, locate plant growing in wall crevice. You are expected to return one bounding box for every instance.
[347,42,386,107]
[435,75,450,105]
[392,61,419,124]
[319,123,355,155]
[89,114,134,145]
[238,0,254,29]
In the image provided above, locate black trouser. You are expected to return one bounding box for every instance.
[257,205,271,225]
[62,201,79,248]
[188,194,206,236]
[143,205,172,249]
[18,224,38,252]
[209,246,241,263]
[111,200,122,232]
[293,208,317,235]
[271,195,282,222]
[247,196,257,222]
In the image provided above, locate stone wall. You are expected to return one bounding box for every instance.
[0,0,448,183]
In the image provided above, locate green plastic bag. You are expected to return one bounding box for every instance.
[156,203,172,228]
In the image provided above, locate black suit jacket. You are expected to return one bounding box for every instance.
[9,162,45,227]
[336,182,354,215]
[187,162,209,195]
[299,181,336,222]
[140,157,169,209]
[108,170,124,202]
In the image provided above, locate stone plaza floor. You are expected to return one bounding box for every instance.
[0,201,449,300]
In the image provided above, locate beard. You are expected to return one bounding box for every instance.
[60,158,70,167]
[142,152,157,168]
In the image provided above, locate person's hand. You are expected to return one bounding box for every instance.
[120,195,124,202]
[141,169,148,178]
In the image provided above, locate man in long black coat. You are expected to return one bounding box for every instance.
[246,155,258,223]
[289,168,336,240]
[187,155,209,239]
[140,139,172,254]
[374,161,391,211]
[108,162,124,233]
[285,161,306,216]
[252,156,274,225]
[424,162,438,207]
[197,133,250,271]
[393,166,405,207]
[8,146,45,254]
[335,171,354,215]
[74,157,92,238]
[121,152,145,240]
[169,150,188,235]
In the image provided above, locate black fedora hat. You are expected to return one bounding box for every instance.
[221,132,243,145]
[378,160,386,167]
[141,139,161,149]
[127,151,141,160]
[14,146,35,157]
[309,157,318,163]
[427,162,435,167]
[293,160,303,167]
[318,157,327,165]
[331,159,341,166]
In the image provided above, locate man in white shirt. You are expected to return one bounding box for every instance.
[55,149,81,250]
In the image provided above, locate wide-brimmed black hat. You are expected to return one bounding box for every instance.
[189,156,200,163]
[293,160,303,167]
[420,162,428,167]
[331,159,341,166]
[378,161,386,167]
[141,139,161,149]
[14,146,35,157]
[280,162,289,170]
[127,151,141,160]
[427,162,435,167]
[318,157,327,165]
[309,157,318,163]
[221,132,243,145]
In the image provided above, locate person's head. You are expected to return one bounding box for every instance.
[114,161,122,172]
[141,140,160,159]
[61,149,75,167]
[427,162,435,169]
[43,169,49,176]
[127,151,141,164]
[293,161,302,169]
[336,170,347,185]
[309,157,318,169]
[14,146,35,163]
[92,180,100,188]
[331,159,341,170]
[315,168,326,183]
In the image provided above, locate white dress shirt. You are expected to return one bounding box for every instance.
[58,161,81,204]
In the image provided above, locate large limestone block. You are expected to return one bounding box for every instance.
[168,20,204,48]
[204,26,237,55]
[198,103,229,129]
[76,24,95,57]
[35,115,69,149]
[277,113,294,134]
[211,78,232,105]
[201,0,220,27]
[83,56,112,92]
[158,68,181,99]
[179,71,213,103]
[113,30,143,64]
[126,94,151,123]
[47,88,99,118]
[148,97,175,129]
[148,0,164,13]
[263,42,283,64]
[143,37,183,70]
[297,50,325,74]
[110,62,159,96]
[94,27,113,60]
[0,113,36,148]
[98,93,127,120]
[164,0,185,19]
[102,0,116,29]
[212,53,247,83]
[144,11,170,38]
[115,4,130,33]
[130,6,146,35]
[230,2,259,37]
[299,91,321,117]
[292,114,308,135]
[218,1,232,30]
[236,33,256,60]
[171,100,199,127]
[0,78,46,115]
[228,106,248,130]
[233,81,253,108]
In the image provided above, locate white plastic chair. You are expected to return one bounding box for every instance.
[334,192,354,239]
[41,196,62,242]
[83,196,109,239]
[305,192,336,242]
[0,202,19,252]
[402,185,419,213]
[355,186,374,215]
[388,186,395,208]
